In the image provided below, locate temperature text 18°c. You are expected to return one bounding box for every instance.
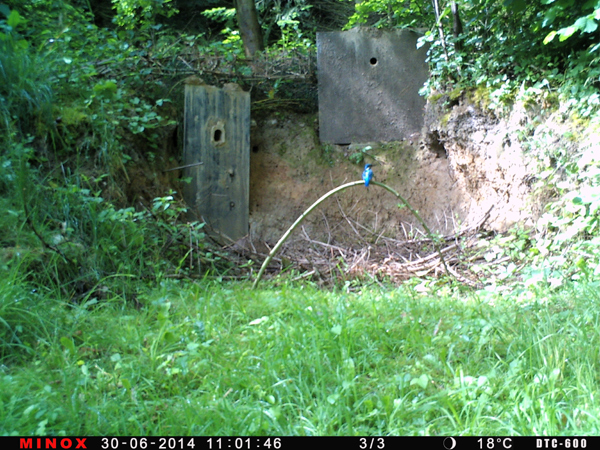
[478,438,513,449]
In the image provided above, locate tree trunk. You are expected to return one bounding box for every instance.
[234,0,263,58]
[451,1,463,52]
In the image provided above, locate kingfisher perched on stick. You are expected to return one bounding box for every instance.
[362,163,373,187]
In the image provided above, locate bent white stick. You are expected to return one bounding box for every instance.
[251,180,449,289]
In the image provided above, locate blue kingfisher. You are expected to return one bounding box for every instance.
[362,164,373,187]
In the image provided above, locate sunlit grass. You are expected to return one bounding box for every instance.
[1,279,599,435]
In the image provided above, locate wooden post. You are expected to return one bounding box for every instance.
[183,79,250,242]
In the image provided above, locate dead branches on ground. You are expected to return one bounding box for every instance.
[234,207,496,287]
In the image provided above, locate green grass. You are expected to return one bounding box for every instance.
[1,278,600,435]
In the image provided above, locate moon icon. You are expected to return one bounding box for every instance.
[443,437,457,450]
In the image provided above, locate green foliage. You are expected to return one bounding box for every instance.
[1,281,600,434]
[345,0,433,29]
[0,268,53,362]
[84,190,207,280]
[202,6,236,26]
[111,0,178,31]
[261,0,314,49]
[525,140,600,287]
[0,7,54,137]
[467,123,600,292]
[2,145,210,296]
[542,0,600,44]
[203,0,316,51]
[0,1,211,300]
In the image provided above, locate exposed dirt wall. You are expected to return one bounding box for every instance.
[248,95,541,250]
[421,93,542,232]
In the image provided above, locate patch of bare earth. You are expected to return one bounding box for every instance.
[229,96,549,285]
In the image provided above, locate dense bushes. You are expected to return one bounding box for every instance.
[0,1,215,304]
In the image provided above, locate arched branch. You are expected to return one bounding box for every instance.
[251,180,451,289]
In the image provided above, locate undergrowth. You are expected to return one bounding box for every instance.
[0,2,230,300]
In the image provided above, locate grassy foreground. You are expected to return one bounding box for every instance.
[1,277,600,436]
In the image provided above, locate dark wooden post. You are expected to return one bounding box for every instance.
[183,79,250,242]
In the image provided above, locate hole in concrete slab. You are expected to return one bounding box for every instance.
[369,57,378,66]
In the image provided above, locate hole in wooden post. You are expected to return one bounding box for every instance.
[370,57,378,66]
[213,128,223,142]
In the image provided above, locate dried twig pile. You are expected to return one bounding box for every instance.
[282,208,492,287]
[227,206,496,287]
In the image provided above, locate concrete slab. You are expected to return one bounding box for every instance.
[183,80,250,242]
[317,28,429,144]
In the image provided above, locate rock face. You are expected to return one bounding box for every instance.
[420,93,540,232]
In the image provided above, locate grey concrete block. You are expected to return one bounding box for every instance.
[183,81,250,242]
[317,28,429,144]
